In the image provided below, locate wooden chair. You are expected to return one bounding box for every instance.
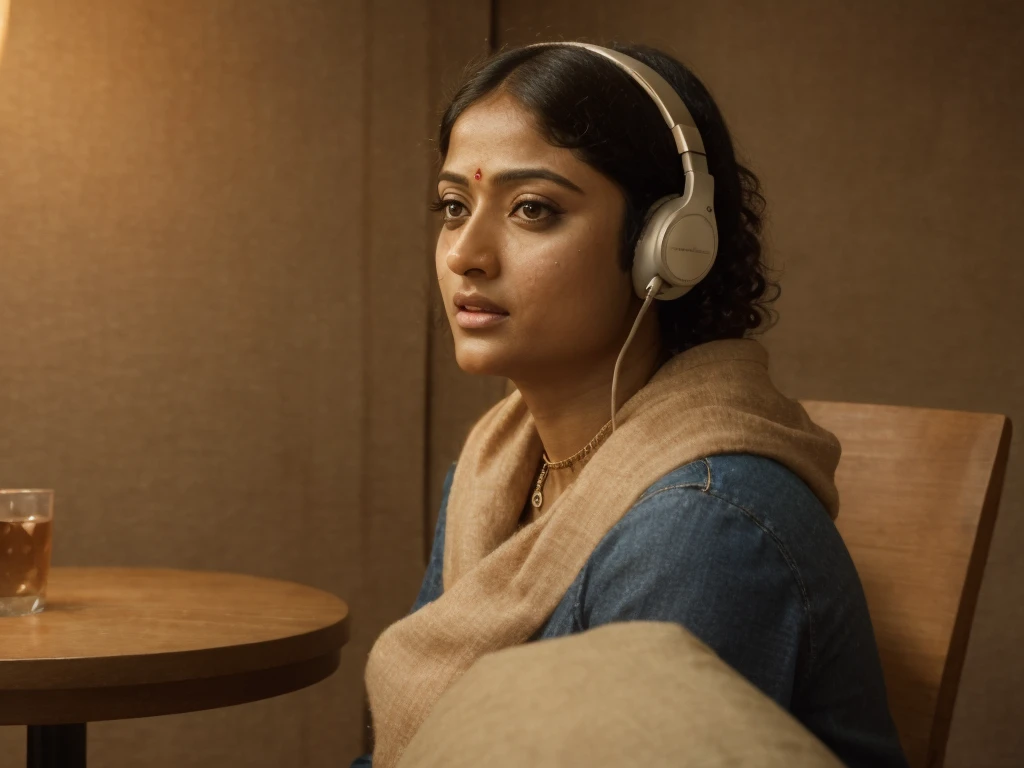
[800,401,1012,768]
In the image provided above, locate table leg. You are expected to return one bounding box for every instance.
[27,724,87,768]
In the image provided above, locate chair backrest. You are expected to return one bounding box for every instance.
[800,401,1012,768]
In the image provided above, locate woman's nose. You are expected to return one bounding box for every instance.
[444,215,501,280]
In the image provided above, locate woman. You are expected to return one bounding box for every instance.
[354,42,907,768]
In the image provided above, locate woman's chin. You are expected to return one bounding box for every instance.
[453,341,515,378]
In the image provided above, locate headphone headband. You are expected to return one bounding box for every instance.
[526,42,708,174]
[520,42,720,430]
[524,41,718,307]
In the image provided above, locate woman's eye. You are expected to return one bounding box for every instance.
[513,201,555,222]
[443,200,467,219]
[433,197,557,226]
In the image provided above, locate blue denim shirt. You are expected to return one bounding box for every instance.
[354,454,908,768]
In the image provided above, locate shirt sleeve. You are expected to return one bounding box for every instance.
[577,485,809,707]
[409,463,454,614]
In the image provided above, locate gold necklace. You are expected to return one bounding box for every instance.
[530,420,613,509]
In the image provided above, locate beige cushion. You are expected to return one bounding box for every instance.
[397,621,843,768]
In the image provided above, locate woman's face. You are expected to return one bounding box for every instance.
[435,91,640,381]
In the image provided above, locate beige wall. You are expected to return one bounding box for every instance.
[0,1,487,765]
[491,3,1022,766]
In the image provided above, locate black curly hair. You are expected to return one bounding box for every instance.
[436,42,778,356]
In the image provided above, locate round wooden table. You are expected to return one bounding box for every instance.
[0,567,350,768]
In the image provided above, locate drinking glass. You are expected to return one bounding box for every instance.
[0,489,54,616]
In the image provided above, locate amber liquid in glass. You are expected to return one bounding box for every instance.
[0,519,52,615]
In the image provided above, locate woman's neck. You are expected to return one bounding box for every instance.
[513,317,664,465]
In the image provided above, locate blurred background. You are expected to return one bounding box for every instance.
[0,1,1020,766]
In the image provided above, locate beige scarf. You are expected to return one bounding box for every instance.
[365,339,841,767]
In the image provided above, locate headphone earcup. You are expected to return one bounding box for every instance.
[632,196,677,300]
[632,193,718,300]
[662,210,717,286]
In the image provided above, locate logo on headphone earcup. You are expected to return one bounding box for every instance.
[632,181,719,301]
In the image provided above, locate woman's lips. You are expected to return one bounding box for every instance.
[453,291,509,330]
[455,307,509,329]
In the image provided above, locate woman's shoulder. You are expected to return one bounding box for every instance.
[577,454,865,670]
[580,453,863,633]
[623,454,844,564]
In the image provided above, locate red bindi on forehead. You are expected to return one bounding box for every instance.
[474,168,482,180]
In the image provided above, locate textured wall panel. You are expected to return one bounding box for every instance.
[0,0,442,765]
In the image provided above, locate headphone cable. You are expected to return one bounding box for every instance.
[611,276,664,432]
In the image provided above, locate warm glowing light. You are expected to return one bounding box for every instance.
[0,0,9,65]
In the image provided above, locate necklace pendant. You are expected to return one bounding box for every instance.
[531,489,544,509]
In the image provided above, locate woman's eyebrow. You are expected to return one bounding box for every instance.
[437,167,584,194]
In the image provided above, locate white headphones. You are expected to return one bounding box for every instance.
[525,43,720,427]
[527,43,718,301]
